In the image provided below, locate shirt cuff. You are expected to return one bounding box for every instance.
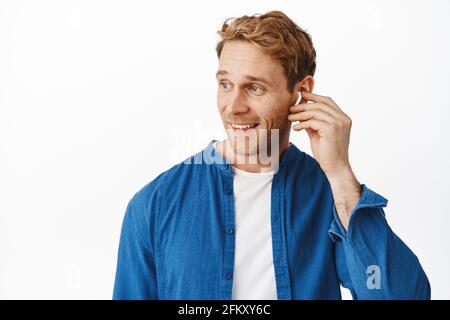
[328,184,389,242]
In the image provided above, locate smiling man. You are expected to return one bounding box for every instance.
[113,10,430,300]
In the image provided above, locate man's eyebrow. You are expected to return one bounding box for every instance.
[215,70,273,86]
[244,75,273,86]
[216,70,228,77]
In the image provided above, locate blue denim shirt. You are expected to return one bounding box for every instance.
[113,140,430,300]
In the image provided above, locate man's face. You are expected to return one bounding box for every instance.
[216,40,293,158]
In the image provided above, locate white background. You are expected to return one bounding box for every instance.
[1,0,449,299]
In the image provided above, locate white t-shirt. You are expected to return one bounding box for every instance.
[214,142,278,300]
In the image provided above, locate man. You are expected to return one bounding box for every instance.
[113,10,430,300]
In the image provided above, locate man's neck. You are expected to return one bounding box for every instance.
[214,138,290,173]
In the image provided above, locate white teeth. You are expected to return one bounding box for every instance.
[231,123,256,129]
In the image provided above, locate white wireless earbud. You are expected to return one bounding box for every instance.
[294,91,302,106]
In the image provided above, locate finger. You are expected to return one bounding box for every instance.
[301,92,342,112]
[290,102,340,118]
[292,119,326,132]
[288,109,335,123]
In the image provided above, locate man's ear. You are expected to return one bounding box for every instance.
[294,75,314,103]
[300,75,314,93]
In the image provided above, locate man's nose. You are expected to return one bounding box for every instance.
[227,90,249,114]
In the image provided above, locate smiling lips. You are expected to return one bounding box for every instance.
[230,123,259,130]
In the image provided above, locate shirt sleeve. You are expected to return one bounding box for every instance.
[112,184,160,300]
[328,184,431,299]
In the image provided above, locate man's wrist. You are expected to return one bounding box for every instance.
[325,166,362,231]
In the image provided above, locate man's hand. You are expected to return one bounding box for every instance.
[288,91,362,231]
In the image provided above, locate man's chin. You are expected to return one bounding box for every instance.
[227,139,259,157]
[233,146,258,157]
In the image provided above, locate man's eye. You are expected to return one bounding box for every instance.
[249,84,263,93]
[220,81,230,89]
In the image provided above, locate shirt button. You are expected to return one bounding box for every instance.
[226,272,232,280]
[228,228,234,235]
[224,185,232,195]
